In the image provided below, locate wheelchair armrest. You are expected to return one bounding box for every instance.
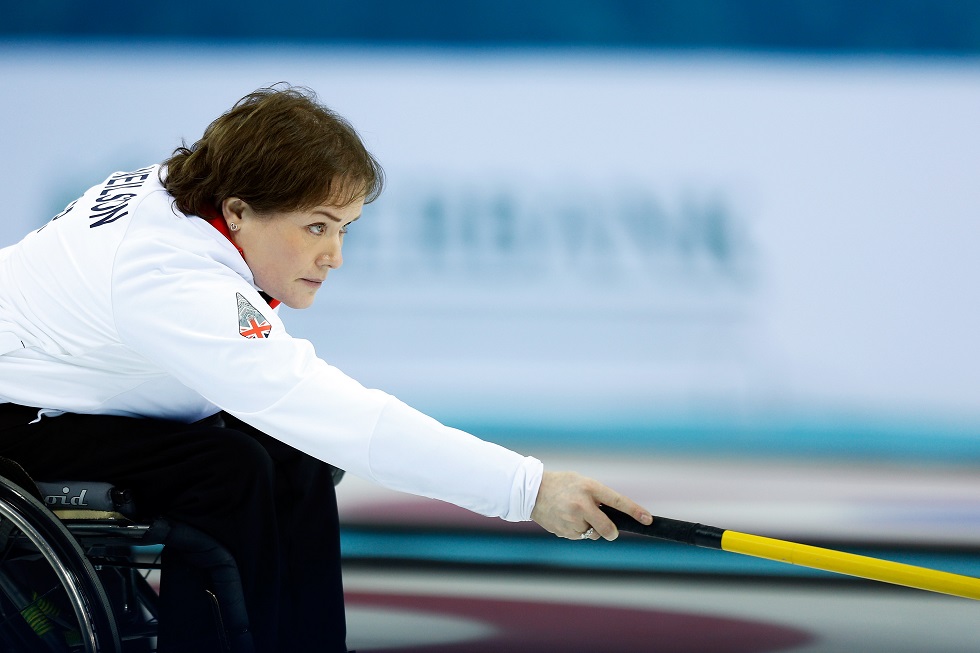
[35,481,137,518]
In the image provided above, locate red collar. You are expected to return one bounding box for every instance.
[200,208,281,309]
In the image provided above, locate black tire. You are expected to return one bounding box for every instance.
[0,475,121,652]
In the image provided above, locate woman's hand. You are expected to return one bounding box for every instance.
[530,470,652,541]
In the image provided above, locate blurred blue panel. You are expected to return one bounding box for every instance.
[4,1,980,55]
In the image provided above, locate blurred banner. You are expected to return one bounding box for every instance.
[2,43,978,456]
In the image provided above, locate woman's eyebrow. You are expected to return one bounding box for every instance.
[312,209,343,223]
[312,209,361,223]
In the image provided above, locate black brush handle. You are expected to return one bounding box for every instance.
[600,505,724,549]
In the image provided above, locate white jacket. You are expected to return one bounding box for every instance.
[0,165,542,522]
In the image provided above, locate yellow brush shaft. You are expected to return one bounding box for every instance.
[722,531,980,600]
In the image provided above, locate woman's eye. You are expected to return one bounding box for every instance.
[340,223,350,235]
[308,223,326,235]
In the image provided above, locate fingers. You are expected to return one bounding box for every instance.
[579,482,653,542]
[593,484,653,527]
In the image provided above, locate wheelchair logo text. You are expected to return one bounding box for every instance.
[44,486,89,507]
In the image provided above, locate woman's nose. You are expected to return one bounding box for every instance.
[318,236,343,269]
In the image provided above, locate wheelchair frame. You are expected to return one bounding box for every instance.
[0,460,253,653]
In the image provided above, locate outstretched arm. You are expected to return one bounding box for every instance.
[530,470,653,541]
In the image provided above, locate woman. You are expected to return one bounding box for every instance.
[0,85,652,652]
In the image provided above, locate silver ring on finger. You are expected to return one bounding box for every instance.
[579,527,595,540]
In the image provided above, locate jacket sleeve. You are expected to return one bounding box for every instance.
[110,230,542,522]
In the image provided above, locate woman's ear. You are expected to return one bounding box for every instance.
[221,197,250,231]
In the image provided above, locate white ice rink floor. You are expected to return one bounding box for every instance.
[337,451,980,652]
[344,567,979,652]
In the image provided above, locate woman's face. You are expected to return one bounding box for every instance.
[222,196,363,309]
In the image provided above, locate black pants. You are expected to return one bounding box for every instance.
[0,403,348,653]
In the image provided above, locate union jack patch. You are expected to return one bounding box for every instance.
[237,293,273,339]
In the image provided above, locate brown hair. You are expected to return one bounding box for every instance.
[162,84,384,216]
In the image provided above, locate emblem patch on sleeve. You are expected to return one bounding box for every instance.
[237,292,273,339]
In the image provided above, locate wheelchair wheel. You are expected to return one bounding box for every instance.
[0,475,121,653]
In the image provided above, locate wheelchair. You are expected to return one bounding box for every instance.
[0,456,252,653]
